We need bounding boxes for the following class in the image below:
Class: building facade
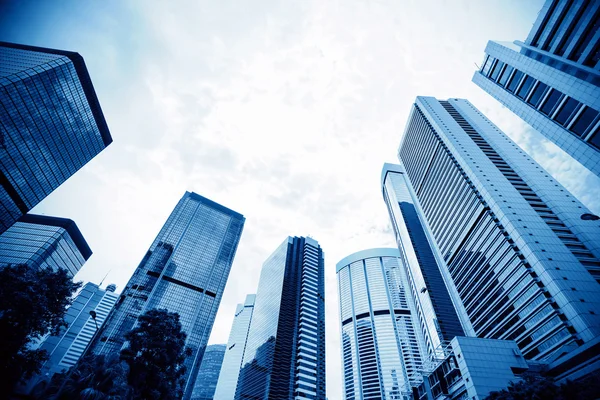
[213,294,256,400]
[397,97,600,364]
[0,213,92,276]
[472,0,600,176]
[25,282,118,392]
[90,191,245,399]
[0,42,112,233]
[191,344,227,400]
[235,237,325,400]
[381,163,467,357]
[337,248,428,400]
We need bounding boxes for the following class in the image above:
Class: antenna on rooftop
[99,270,111,287]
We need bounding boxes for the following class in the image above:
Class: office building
[235,237,325,400]
[0,42,112,233]
[337,248,428,400]
[472,1,600,175]
[0,214,92,276]
[415,337,530,400]
[191,344,226,400]
[397,96,600,365]
[213,294,256,400]
[90,191,245,399]
[381,163,466,357]
[25,282,118,392]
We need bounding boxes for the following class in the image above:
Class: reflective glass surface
[236,237,325,400]
[337,251,425,400]
[91,192,244,399]
[555,97,580,126]
[190,344,226,400]
[0,44,111,233]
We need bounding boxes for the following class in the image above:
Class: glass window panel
[490,61,504,81]
[540,89,563,116]
[507,70,524,93]
[498,66,513,87]
[570,107,599,137]
[527,82,548,107]
[589,131,600,151]
[516,76,535,99]
[554,98,581,126]
[481,56,494,76]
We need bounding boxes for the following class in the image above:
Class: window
[516,76,535,99]
[498,66,514,86]
[570,107,599,137]
[555,98,580,126]
[540,89,563,116]
[588,131,600,151]
[491,61,505,81]
[481,56,494,76]
[527,82,548,107]
[507,70,524,93]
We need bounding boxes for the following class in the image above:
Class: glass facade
[381,164,466,358]
[235,237,325,400]
[336,248,427,400]
[24,282,118,393]
[0,213,91,276]
[213,294,256,400]
[0,42,112,233]
[90,191,245,399]
[473,0,600,176]
[191,344,227,400]
[398,97,600,363]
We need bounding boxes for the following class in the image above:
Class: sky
[1,0,600,398]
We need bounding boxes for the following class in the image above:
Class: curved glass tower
[336,248,427,400]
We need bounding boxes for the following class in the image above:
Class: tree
[484,370,600,400]
[120,309,192,399]
[39,353,129,400]
[0,264,81,392]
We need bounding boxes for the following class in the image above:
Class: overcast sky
[2,0,600,398]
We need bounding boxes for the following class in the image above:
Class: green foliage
[0,264,81,391]
[120,308,192,400]
[484,371,600,400]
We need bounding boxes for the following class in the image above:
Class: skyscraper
[397,97,600,364]
[213,294,256,400]
[0,42,112,233]
[90,191,244,399]
[0,213,92,276]
[24,282,118,392]
[336,248,427,400]
[235,237,325,400]
[381,163,466,357]
[191,344,227,400]
[472,1,600,176]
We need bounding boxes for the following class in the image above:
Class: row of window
[481,55,600,150]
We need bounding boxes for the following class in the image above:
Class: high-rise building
[381,163,467,357]
[0,214,92,276]
[0,42,112,233]
[472,1,600,176]
[336,248,428,400]
[24,282,118,392]
[90,191,245,399]
[191,344,227,400]
[235,237,325,400]
[213,294,256,400]
[397,96,600,365]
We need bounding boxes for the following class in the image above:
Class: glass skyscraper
[24,282,118,393]
[337,248,427,400]
[235,237,326,400]
[381,163,466,357]
[0,42,112,233]
[213,294,256,400]
[397,96,600,363]
[191,344,227,400]
[90,191,245,399]
[472,0,600,176]
[0,213,92,277]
